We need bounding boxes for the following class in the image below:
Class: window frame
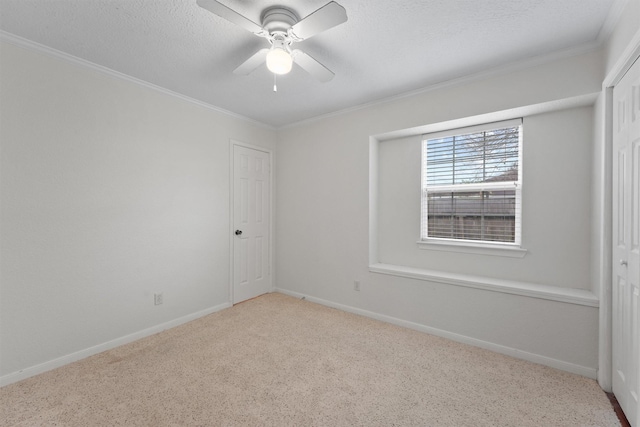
[419,118,524,254]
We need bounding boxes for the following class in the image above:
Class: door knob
[620,259,628,266]
[235,230,242,236]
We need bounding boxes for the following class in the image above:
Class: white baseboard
[0,302,232,387]
[275,288,597,379]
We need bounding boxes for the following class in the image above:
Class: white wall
[276,49,604,377]
[0,40,276,381]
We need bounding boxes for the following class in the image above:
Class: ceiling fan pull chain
[273,73,277,92]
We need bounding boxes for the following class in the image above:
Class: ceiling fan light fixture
[266,46,293,75]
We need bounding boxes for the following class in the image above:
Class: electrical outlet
[154,293,163,305]
[354,281,360,291]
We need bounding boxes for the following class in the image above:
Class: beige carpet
[1,293,620,426]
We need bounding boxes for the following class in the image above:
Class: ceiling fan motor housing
[261,7,299,33]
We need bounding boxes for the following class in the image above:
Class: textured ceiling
[0,0,619,127]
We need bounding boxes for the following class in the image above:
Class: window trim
[420,118,523,248]
[369,263,597,307]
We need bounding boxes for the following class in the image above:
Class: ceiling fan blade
[233,49,269,75]
[291,49,335,82]
[197,0,263,34]
[289,1,347,40]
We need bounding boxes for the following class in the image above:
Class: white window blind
[421,119,522,245]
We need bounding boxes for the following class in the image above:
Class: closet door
[612,55,640,427]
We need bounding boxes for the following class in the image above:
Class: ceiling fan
[197,0,348,82]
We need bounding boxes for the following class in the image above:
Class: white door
[612,55,640,427]
[232,145,271,304]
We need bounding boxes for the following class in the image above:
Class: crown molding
[280,41,603,130]
[597,0,628,45]
[0,30,275,131]
[0,23,611,133]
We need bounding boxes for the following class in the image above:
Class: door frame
[599,29,640,392]
[229,139,275,304]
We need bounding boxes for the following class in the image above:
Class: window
[421,119,522,246]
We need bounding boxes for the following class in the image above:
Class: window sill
[417,239,527,258]
[369,263,599,307]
